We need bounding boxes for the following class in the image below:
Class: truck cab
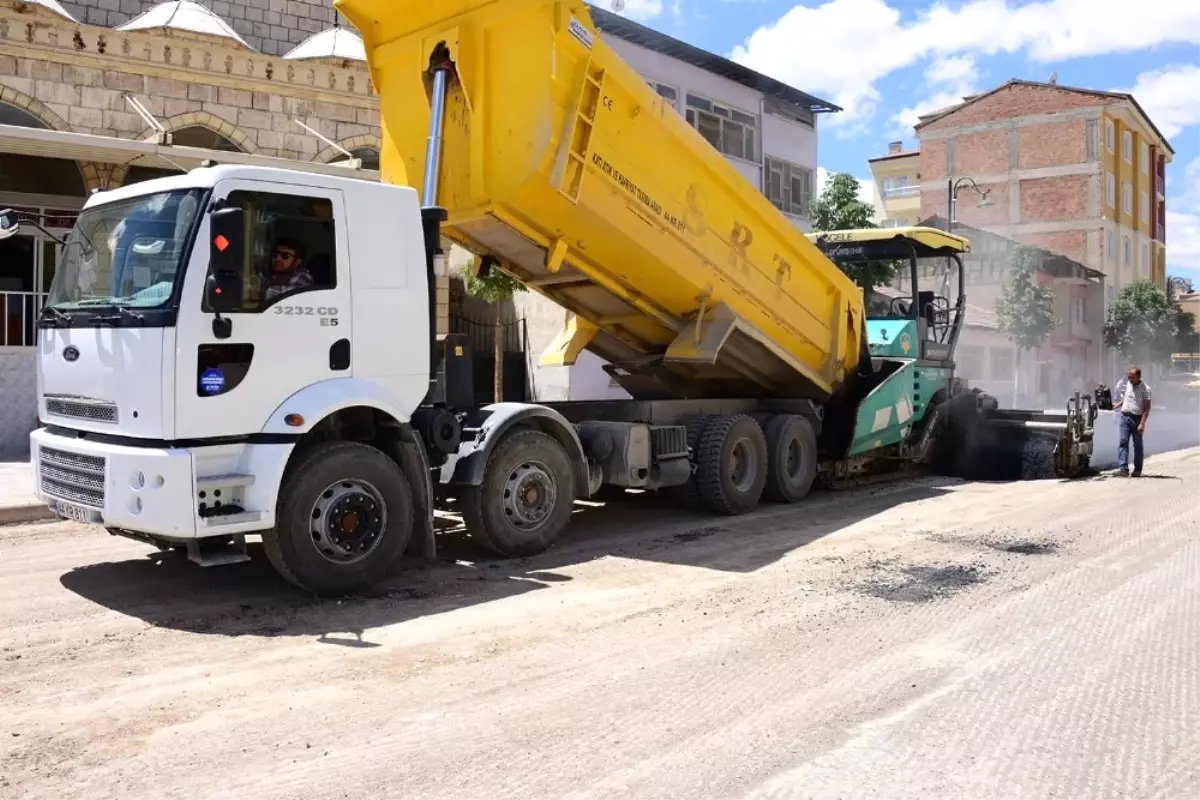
[10,164,437,589]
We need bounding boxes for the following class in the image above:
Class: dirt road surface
[2,449,1198,799]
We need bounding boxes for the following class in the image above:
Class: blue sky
[609,0,1200,286]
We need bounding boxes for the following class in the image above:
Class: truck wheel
[670,414,714,511]
[696,414,768,516]
[762,414,817,503]
[462,429,576,558]
[264,441,413,595]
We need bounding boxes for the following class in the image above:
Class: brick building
[906,78,1174,401]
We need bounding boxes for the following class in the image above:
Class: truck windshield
[45,188,204,312]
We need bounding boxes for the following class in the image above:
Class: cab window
[221,190,336,311]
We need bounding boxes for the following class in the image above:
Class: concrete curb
[0,503,56,526]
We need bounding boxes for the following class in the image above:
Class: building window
[1107,230,1116,262]
[1122,130,1133,163]
[1141,191,1149,223]
[1142,242,1149,271]
[646,79,679,111]
[1123,181,1132,214]
[1123,236,1131,265]
[1105,119,1115,152]
[685,94,757,162]
[989,347,1015,381]
[1106,172,1115,207]
[956,345,985,380]
[1071,296,1085,325]
[880,175,916,199]
[1086,119,1099,160]
[220,189,338,311]
[1141,141,1150,174]
[764,156,813,217]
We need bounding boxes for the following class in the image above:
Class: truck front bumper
[31,428,198,538]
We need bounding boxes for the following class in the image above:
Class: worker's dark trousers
[1117,412,1144,473]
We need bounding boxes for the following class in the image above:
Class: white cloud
[607,0,664,21]
[1167,211,1200,273]
[889,55,979,137]
[1115,64,1200,141]
[1167,157,1200,275]
[925,55,978,86]
[729,0,1200,129]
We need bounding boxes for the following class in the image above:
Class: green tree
[460,257,526,402]
[810,172,896,291]
[1102,279,1177,365]
[995,245,1058,402]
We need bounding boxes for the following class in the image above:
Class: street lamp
[947,177,992,231]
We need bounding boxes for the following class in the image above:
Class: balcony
[881,185,921,200]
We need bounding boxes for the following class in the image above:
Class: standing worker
[1113,366,1152,477]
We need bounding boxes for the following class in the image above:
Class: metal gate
[449,309,528,404]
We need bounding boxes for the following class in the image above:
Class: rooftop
[22,0,76,21]
[914,79,1175,155]
[116,1,253,50]
[921,216,1104,283]
[587,5,840,114]
[283,27,366,62]
[869,149,920,164]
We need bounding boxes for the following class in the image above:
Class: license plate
[56,502,92,524]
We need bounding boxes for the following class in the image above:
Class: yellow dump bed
[336,0,865,401]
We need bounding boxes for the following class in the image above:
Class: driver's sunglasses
[273,248,298,261]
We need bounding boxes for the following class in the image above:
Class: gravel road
[2,448,1198,800]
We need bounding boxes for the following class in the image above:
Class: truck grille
[45,395,119,424]
[39,447,106,509]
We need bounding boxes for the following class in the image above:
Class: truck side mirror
[0,209,19,241]
[205,206,245,319]
[209,206,244,274]
[204,271,243,313]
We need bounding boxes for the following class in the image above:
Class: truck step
[200,510,265,528]
[186,535,250,567]
[196,473,256,491]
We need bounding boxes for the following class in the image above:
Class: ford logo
[63,346,80,363]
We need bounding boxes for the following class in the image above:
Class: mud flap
[390,429,438,560]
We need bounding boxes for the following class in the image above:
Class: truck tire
[696,414,768,516]
[670,414,714,511]
[762,414,817,503]
[461,429,576,558]
[264,441,413,595]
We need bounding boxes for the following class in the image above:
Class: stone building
[0,0,380,455]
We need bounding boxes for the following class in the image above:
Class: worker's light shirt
[1114,377,1152,415]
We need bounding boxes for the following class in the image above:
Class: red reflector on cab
[284,414,305,427]
[214,234,229,252]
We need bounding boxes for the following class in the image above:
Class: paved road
[2,449,1198,800]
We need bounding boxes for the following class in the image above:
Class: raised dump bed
[337,0,866,402]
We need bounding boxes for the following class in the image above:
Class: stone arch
[147,112,259,154]
[0,84,69,131]
[79,163,130,193]
[0,87,88,196]
[316,134,381,169]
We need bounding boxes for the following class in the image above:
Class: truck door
[174,180,351,440]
